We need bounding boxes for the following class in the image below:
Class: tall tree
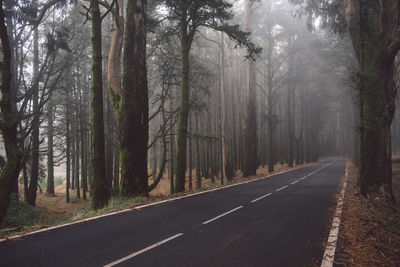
[0,0,23,225]
[243,0,258,177]
[90,0,109,208]
[108,0,149,197]
[164,0,261,193]
[265,0,275,172]
[286,36,294,167]
[119,0,149,196]
[26,26,40,206]
[46,98,55,195]
[290,0,400,198]
[220,32,233,181]
[65,83,71,203]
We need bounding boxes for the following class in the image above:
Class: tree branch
[6,0,65,27]
[387,37,400,60]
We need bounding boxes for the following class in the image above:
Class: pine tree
[163,0,261,193]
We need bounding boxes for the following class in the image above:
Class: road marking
[291,180,299,185]
[251,193,272,203]
[104,233,184,267]
[1,163,330,243]
[1,164,306,243]
[321,163,348,267]
[202,206,243,225]
[276,185,289,192]
[298,162,335,183]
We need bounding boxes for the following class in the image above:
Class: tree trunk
[71,111,75,190]
[75,115,80,199]
[346,0,399,199]
[243,0,257,177]
[266,25,274,173]
[287,39,294,167]
[90,0,109,208]
[46,99,55,195]
[169,92,175,195]
[113,144,120,190]
[107,0,124,97]
[175,14,191,193]
[66,85,71,203]
[195,113,201,189]
[26,26,40,206]
[80,89,87,200]
[188,113,193,190]
[119,0,149,197]
[0,2,23,225]
[7,15,18,195]
[220,33,233,182]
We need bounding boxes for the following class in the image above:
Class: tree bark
[346,0,399,199]
[0,1,23,225]
[266,19,274,173]
[119,0,149,197]
[65,85,71,203]
[90,0,109,208]
[46,99,55,195]
[107,0,124,97]
[175,8,191,192]
[188,113,193,190]
[75,115,80,199]
[195,113,201,189]
[287,37,294,167]
[169,91,175,195]
[243,0,257,177]
[220,33,233,181]
[80,87,87,200]
[26,26,40,206]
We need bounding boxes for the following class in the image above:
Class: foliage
[1,194,38,228]
[288,0,347,34]
[162,0,262,59]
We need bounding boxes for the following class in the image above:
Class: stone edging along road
[320,161,348,267]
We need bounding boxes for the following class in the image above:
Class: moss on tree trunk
[351,0,398,199]
[90,0,109,209]
[118,0,149,197]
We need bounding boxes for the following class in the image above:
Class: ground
[0,162,312,239]
[335,157,400,266]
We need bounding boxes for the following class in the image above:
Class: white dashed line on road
[202,206,244,225]
[251,193,272,203]
[276,185,289,192]
[104,233,184,267]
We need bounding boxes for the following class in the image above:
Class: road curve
[0,160,345,267]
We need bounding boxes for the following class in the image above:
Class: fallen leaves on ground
[335,159,400,266]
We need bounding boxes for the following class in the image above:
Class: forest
[0,0,399,236]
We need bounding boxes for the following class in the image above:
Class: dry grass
[335,158,400,266]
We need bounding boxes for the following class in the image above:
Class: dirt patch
[335,159,400,266]
[33,182,91,224]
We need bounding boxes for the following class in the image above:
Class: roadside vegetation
[336,158,400,266]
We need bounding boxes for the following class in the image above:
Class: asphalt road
[0,160,345,267]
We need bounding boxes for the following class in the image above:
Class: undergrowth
[0,194,43,237]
